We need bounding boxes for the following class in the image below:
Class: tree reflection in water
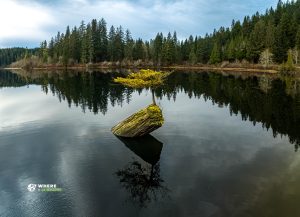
[115,135,169,207]
[1,69,300,150]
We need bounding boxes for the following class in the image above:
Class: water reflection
[1,69,299,151]
[116,135,163,165]
[1,69,300,216]
[115,135,169,207]
[160,72,300,151]
[0,71,300,150]
[0,69,134,115]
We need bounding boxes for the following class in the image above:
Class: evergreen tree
[242,16,252,36]
[78,20,87,64]
[273,12,297,62]
[265,21,275,50]
[114,26,124,61]
[81,30,88,64]
[172,31,179,63]
[226,39,235,61]
[144,41,151,61]
[189,47,197,64]
[196,39,205,63]
[48,37,55,61]
[162,32,175,65]
[209,43,221,64]
[124,29,134,61]
[71,27,81,63]
[62,26,70,65]
[92,19,102,62]
[235,36,247,60]
[296,28,300,49]
[280,49,296,74]
[133,39,144,60]
[86,24,94,63]
[108,26,116,61]
[99,18,108,61]
[247,20,265,62]
[39,40,48,63]
[153,33,163,64]
[54,31,62,62]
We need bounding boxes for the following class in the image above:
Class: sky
[0,0,283,48]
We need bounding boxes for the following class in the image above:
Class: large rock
[111,104,164,137]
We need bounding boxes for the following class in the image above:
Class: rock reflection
[115,135,169,207]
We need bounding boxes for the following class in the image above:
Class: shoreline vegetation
[1,61,293,75]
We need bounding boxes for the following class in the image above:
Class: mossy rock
[111,104,164,137]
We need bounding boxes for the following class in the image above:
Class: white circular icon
[27,184,36,192]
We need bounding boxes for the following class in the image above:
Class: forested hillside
[0,48,39,67]
[3,0,300,67]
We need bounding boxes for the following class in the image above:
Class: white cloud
[50,0,205,40]
[0,0,280,47]
[45,0,280,40]
[0,0,56,47]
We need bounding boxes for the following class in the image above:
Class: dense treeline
[1,1,300,67]
[34,0,300,66]
[0,48,38,67]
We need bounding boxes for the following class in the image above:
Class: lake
[0,69,300,217]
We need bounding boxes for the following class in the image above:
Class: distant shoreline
[2,64,280,74]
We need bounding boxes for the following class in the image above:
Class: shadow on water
[1,69,300,150]
[115,135,169,208]
[116,135,163,165]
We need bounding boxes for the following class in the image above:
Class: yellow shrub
[113,69,169,88]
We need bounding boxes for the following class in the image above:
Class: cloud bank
[0,0,56,47]
[0,0,281,48]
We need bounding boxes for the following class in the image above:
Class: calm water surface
[0,70,300,217]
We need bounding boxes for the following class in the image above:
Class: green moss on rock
[111,104,164,137]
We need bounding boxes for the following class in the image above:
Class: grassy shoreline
[1,64,280,74]
[4,61,300,76]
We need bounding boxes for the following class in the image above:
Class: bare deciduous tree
[259,48,273,68]
[292,47,299,65]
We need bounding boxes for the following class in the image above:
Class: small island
[111,69,169,137]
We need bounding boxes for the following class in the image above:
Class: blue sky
[0,0,282,48]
